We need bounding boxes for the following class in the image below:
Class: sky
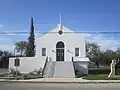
[0,0,120,52]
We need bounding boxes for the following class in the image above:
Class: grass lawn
[82,74,120,80]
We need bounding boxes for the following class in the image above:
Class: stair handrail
[72,57,74,61]
[72,56,76,77]
[42,56,48,77]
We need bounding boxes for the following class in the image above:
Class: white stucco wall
[35,25,86,65]
[9,57,47,73]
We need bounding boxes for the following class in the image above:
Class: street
[0,82,120,90]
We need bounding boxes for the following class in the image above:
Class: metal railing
[72,57,76,77]
[42,56,48,77]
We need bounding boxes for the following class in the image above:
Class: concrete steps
[53,61,75,78]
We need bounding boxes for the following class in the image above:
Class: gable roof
[49,24,74,33]
[36,24,85,40]
[40,24,74,37]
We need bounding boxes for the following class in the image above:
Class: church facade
[9,23,89,78]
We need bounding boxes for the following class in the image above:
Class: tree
[15,41,27,56]
[26,17,35,57]
[116,47,120,56]
[0,50,12,57]
[86,41,120,68]
[86,42,102,68]
[101,50,116,67]
[86,42,100,57]
[0,50,12,68]
[0,50,3,56]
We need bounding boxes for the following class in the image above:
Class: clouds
[84,33,120,51]
[99,40,120,51]
[0,36,15,52]
[0,25,16,52]
[0,44,15,52]
[0,24,3,28]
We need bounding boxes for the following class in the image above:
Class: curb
[1,80,120,84]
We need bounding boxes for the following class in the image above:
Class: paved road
[0,82,120,90]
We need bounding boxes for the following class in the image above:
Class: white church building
[9,18,90,78]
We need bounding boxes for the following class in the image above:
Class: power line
[0,31,120,35]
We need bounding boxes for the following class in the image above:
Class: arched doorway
[56,41,64,61]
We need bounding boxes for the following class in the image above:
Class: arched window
[56,41,64,48]
[56,41,65,61]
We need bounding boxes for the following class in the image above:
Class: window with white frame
[75,48,79,56]
[42,48,46,56]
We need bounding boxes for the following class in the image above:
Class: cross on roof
[59,13,63,30]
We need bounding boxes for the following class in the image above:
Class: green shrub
[0,72,8,77]
[20,74,42,80]
[29,68,42,76]
[28,72,35,75]
[35,68,42,75]
[83,75,108,80]
[88,68,110,75]
[75,69,86,78]
[115,68,120,75]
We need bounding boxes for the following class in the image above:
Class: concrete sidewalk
[1,78,120,83]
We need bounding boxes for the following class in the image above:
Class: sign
[14,57,20,66]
